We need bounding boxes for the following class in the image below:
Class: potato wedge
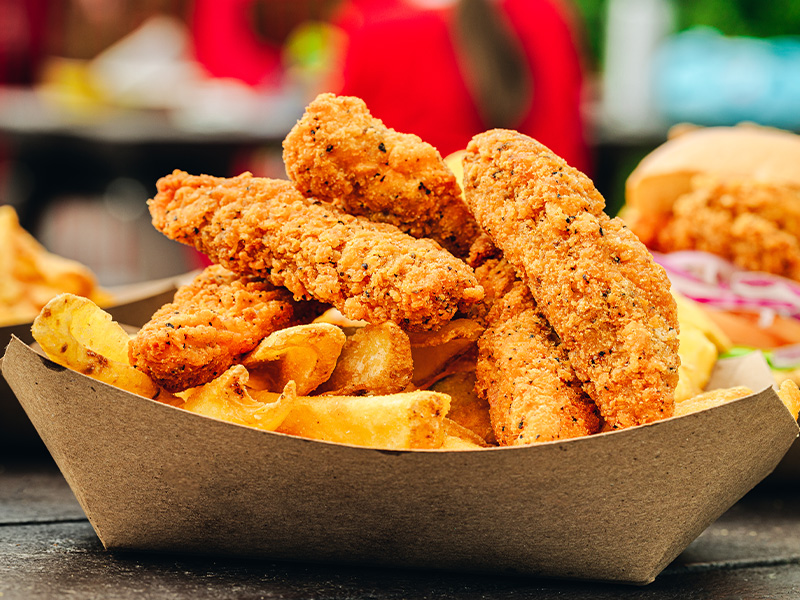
[430,371,495,445]
[181,366,296,431]
[31,293,178,404]
[277,390,451,449]
[408,319,484,387]
[316,322,413,396]
[241,323,346,394]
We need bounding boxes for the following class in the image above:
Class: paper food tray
[2,338,797,584]
[0,272,194,447]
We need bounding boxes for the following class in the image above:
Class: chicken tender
[149,170,484,332]
[476,281,601,445]
[129,264,296,393]
[463,130,680,429]
[283,93,480,257]
[656,179,800,281]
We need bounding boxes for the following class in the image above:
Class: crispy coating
[464,239,517,325]
[476,281,601,445]
[129,264,296,393]
[656,179,800,280]
[463,130,679,429]
[283,93,480,257]
[149,170,484,332]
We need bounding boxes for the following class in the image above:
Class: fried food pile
[0,205,111,326]
[30,94,800,450]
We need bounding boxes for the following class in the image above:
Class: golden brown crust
[476,282,600,445]
[463,129,679,429]
[148,170,484,332]
[656,178,800,280]
[129,264,295,393]
[282,93,481,257]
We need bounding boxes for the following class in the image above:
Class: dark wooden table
[2,450,800,600]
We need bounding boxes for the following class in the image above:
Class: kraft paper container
[2,341,797,584]
[0,273,194,447]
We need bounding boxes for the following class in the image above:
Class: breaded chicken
[476,281,601,445]
[656,178,800,280]
[148,170,484,332]
[463,130,680,429]
[282,93,480,257]
[129,264,296,393]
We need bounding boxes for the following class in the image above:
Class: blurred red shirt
[332,0,591,174]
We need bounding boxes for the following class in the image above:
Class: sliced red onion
[652,250,800,321]
[769,343,800,369]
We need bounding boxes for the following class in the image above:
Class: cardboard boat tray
[2,340,797,584]
[0,272,196,447]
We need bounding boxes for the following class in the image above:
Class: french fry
[31,293,178,404]
[440,418,490,449]
[276,390,451,449]
[0,206,112,326]
[316,322,413,396]
[675,325,719,402]
[429,371,496,445]
[777,379,800,420]
[408,319,484,387]
[673,386,752,417]
[181,366,296,431]
[241,323,346,394]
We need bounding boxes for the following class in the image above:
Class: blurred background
[1,0,799,286]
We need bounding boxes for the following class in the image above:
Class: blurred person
[188,0,590,173]
[0,0,48,85]
[190,0,341,88]
[329,0,592,174]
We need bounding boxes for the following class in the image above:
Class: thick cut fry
[408,319,485,388]
[673,291,732,353]
[430,371,496,445]
[31,294,177,404]
[440,418,490,449]
[240,323,346,394]
[276,390,451,449]
[181,366,296,431]
[675,326,719,402]
[673,386,752,417]
[316,322,413,395]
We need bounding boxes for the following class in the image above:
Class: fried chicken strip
[149,170,484,332]
[463,130,680,429]
[476,280,601,445]
[129,264,296,393]
[656,178,800,280]
[282,93,480,257]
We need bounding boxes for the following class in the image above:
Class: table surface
[2,451,800,600]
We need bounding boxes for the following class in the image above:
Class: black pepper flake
[326,145,334,152]
[378,142,386,152]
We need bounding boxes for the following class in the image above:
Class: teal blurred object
[654,26,800,130]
